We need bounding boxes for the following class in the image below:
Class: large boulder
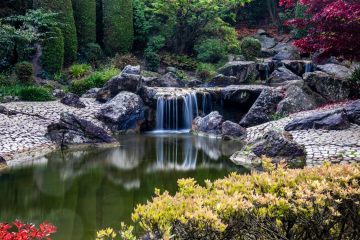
[192,111,224,136]
[255,34,276,50]
[96,65,143,102]
[240,89,283,127]
[284,109,351,131]
[97,92,145,133]
[82,88,100,98]
[268,67,302,84]
[209,61,257,86]
[282,60,313,76]
[221,121,247,140]
[150,72,186,87]
[345,100,360,125]
[60,93,86,108]
[273,43,301,60]
[46,112,116,148]
[317,63,352,79]
[304,71,351,101]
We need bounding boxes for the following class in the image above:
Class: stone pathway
[0,99,103,161]
[246,101,360,166]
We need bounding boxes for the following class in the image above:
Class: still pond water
[0,133,247,239]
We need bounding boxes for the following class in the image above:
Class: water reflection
[0,134,246,240]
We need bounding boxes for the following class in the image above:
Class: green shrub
[196,63,217,81]
[15,61,33,84]
[34,0,78,64]
[241,37,261,61]
[144,49,160,72]
[161,53,198,71]
[195,39,227,63]
[78,43,103,65]
[41,27,64,75]
[69,64,92,78]
[18,86,54,101]
[111,54,139,70]
[103,0,134,55]
[72,0,96,46]
[349,67,360,84]
[132,161,360,240]
[69,67,118,95]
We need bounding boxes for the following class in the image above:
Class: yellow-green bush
[131,162,360,240]
[69,63,92,78]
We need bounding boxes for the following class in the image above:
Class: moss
[41,27,64,74]
[72,0,96,46]
[102,0,134,55]
[34,0,78,64]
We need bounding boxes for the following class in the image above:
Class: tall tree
[72,0,96,46]
[102,0,134,55]
[33,0,78,64]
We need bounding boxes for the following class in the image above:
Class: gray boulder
[192,111,224,136]
[187,79,203,87]
[240,89,283,127]
[284,109,350,131]
[208,74,239,87]
[345,100,360,125]
[268,67,302,84]
[282,60,313,76]
[256,34,276,49]
[221,121,247,140]
[82,88,100,98]
[97,92,145,133]
[304,71,351,101]
[273,43,300,60]
[61,93,86,108]
[152,72,185,87]
[122,65,141,75]
[53,89,66,99]
[46,112,116,148]
[317,63,352,79]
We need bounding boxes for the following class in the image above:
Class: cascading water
[202,92,212,115]
[155,92,199,131]
[305,62,313,73]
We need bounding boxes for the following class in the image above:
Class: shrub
[69,64,92,78]
[41,27,64,75]
[15,61,33,84]
[78,43,103,65]
[144,49,160,72]
[196,63,217,81]
[72,0,96,46]
[103,0,134,55]
[241,37,261,61]
[69,67,118,95]
[132,162,360,240]
[349,67,360,85]
[0,220,56,240]
[18,86,54,101]
[161,53,198,71]
[111,54,139,70]
[195,39,227,63]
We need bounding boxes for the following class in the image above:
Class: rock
[46,112,116,147]
[221,121,247,140]
[81,88,100,98]
[96,67,143,102]
[273,43,300,60]
[192,111,224,136]
[221,85,270,105]
[0,156,6,164]
[230,151,261,167]
[0,105,17,115]
[304,71,351,101]
[268,67,302,84]
[282,60,313,76]
[97,92,145,133]
[53,89,66,99]
[240,89,283,127]
[317,63,352,79]
[187,79,203,87]
[153,72,185,87]
[60,93,86,108]
[251,130,305,159]
[209,61,257,86]
[284,109,351,131]
[256,29,267,35]
[256,35,276,50]
[1,96,19,103]
[345,100,360,125]
[166,66,177,73]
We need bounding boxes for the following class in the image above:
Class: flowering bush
[0,220,56,240]
[132,161,360,239]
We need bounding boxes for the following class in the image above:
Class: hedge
[41,27,64,74]
[34,0,78,64]
[102,0,134,56]
[131,160,360,240]
[72,0,96,46]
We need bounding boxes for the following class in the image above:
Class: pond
[0,133,246,239]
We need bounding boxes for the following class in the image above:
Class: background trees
[72,0,97,46]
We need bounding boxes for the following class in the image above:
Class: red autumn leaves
[0,220,56,240]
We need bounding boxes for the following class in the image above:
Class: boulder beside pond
[60,93,86,108]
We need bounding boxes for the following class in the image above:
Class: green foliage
[241,37,261,60]
[0,85,53,101]
[196,63,217,81]
[161,53,198,71]
[69,67,118,95]
[111,54,139,70]
[41,27,64,75]
[132,0,150,49]
[69,63,91,78]
[34,0,78,64]
[144,49,160,72]
[15,61,33,83]
[132,163,360,240]
[349,67,360,85]
[103,0,134,55]
[78,43,103,65]
[195,39,227,63]
[72,0,96,46]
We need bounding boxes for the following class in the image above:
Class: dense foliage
[0,220,56,240]
[41,27,64,74]
[280,0,360,61]
[131,161,360,240]
[103,0,134,55]
[72,0,97,46]
[241,37,261,60]
[15,61,33,83]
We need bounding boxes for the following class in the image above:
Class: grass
[0,85,54,102]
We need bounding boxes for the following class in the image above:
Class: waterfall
[202,92,212,115]
[155,92,199,131]
[305,62,313,73]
